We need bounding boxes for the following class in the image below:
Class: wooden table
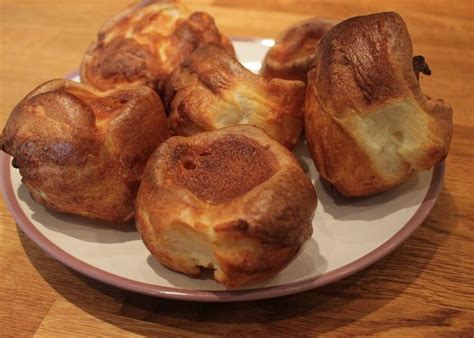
[1,0,473,336]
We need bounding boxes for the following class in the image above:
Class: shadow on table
[18,187,459,336]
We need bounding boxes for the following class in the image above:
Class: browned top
[261,17,337,81]
[80,0,234,93]
[86,38,155,87]
[314,12,416,115]
[267,18,336,63]
[171,135,277,204]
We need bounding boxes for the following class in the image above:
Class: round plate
[0,38,444,302]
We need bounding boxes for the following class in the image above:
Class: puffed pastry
[305,12,453,197]
[1,79,169,223]
[136,125,317,287]
[261,17,337,82]
[166,44,306,148]
[80,0,234,94]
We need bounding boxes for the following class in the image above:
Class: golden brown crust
[305,12,453,197]
[135,125,317,287]
[261,17,337,82]
[1,79,169,223]
[165,44,306,148]
[80,0,234,95]
[171,135,278,204]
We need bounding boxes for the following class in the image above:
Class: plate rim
[0,152,444,302]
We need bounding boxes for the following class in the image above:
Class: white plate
[0,38,444,302]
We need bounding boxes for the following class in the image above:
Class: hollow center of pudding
[174,135,278,204]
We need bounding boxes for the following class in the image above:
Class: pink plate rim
[0,152,444,302]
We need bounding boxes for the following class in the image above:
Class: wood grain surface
[1,0,473,336]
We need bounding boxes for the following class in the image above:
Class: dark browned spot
[183,160,196,170]
[173,135,278,204]
[196,266,215,280]
[11,158,18,168]
[413,55,431,81]
[393,131,404,142]
[214,219,250,233]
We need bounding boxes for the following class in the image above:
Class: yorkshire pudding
[305,12,453,197]
[80,0,234,95]
[261,17,337,82]
[136,125,317,287]
[165,44,306,148]
[1,79,169,223]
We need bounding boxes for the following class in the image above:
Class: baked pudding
[165,44,306,148]
[1,79,169,223]
[261,17,337,82]
[136,125,317,287]
[80,0,234,95]
[305,12,453,197]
